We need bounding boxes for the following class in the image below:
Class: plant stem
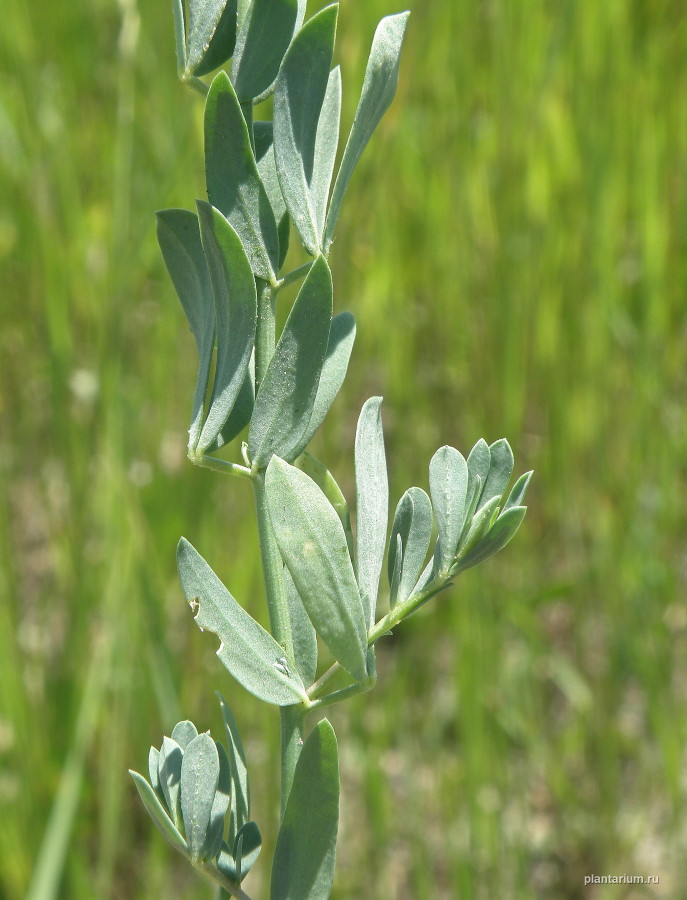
[197,860,253,900]
[252,278,305,814]
[188,454,252,478]
[274,260,314,294]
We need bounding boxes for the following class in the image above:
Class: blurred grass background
[1,0,686,897]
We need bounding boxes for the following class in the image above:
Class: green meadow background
[2,0,686,897]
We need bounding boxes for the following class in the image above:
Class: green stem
[274,260,314,294]
[188,454,252,478]
[196,860,253,900]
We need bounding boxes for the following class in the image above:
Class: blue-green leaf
[196,203,257,453]
[355,397,388,627]
[255,122,288,224]
[148,746,163,800]
[454,505,527,573]
[389,532,403,607]
[177,538,308,705]
[273,5,338,255]
[324,12,410,251]
[171,721,199,750]
[457,494,501,561]
[312,67,341,240]
[504,470,533,511]
[467,438,490,510]
[289,310,356,459]
[205,71,280,281]
[217,693,250,840]
[266,457,368,682]
[271,719,339,900]
[284,565,318,687]
[129,770,188,857]
[216,358,255,448]
[429,445,468,573]
[482,439,514,506]
[388,487,433,606]
[217,821,262,883]
[158,737,184,829]
[248,256,332,467]
[188,0,239,76]
[180,732,220,861]
[232,0,300,102]
[156,209,215,452]
[294,451,353,557]
[205,742,231,860]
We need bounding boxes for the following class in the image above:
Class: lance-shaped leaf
[289,311,356,459]
[187,0,239,76]
[171,720,199,750]
[248,256,332,467]
[388,487,433,606]
[454,506,527,573]
[355,397,388,627]
[324,12,410,251]
[205,742,232,860]
[266,457,368,682]
[271,719,339,900]
[312,66,341,240]
[196,203,257,452]
[284,566,318,687]
[180,732,220,861]
[129,770,189,857]
[294,451,353,557]
[217,693,250,840]
[503,470,533,511]
[232,0,300,102]
[205,71,280,281]
[156,209,215,452]
[273,5,338,254]
[481,439,515,506]
[429,445,469,573]
[177,538,308,705]
[158,737,184,829]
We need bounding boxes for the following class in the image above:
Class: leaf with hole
[177,538,308,705]
[266,457,368,682]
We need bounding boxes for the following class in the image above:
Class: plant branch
[188,453,252,478]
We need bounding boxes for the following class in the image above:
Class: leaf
[294,451,353,557]
[232,0,300,103]
[284,565,318,687]
[482,439,515,506]
[188,0,238,75]
[255,122,287,223]
[388,487,433,606]
[171,721,199,750]
[217,822,262,883]
[180,733,220,861]
[148,746,163,800]
[456,494,501,561]
[355,398,388,627]
[158,737,184,829]
[467,438,490,510]
[273,5,338,254]
[503,470,533,511]
[205,71,280,282]
[429,445,468,573]
[196,203,257,453]
[205,742,232,860]
[156,209,215,451]
[177,538,308,706]
[215,358,255,448]
[266,457,368,682]
[324,12,410,251]
[129,770,188,857]
[312,67,341,240]
[289,311,356,459]
[248,256,332,467]
[270,719,339,900]
[454,506,527,573]
[217,693,250,840]
[188,0,239,76]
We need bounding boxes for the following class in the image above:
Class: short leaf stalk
[130,2,533,897]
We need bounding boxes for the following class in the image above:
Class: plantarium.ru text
[129,1,532,897]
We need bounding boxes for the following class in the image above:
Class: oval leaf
[248,255,332,467]
[196,203,257,453]
[171,720,199,750]
[270,719,339,900]
[273,4,338,254]
[180,733,220,861]
[156,209,215,451]
[388,486,433,606]
[289,311,356,459]
[266,457,368,682]
[467,438,490,510]
[429,445,468,573]
[355,397,388,627]
[177,538,308,705]
[232,0,300,102]
[205,71,279,281]
[482,439,515,506]
[324,12,410,251]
